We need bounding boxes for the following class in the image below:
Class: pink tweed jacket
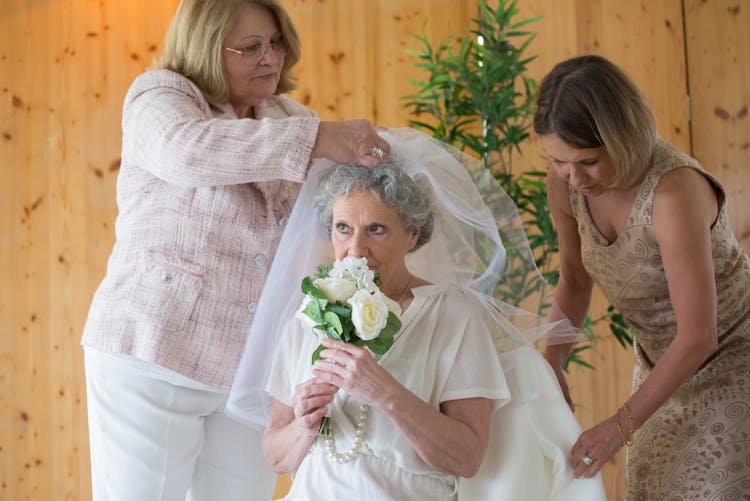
[81,69,320,388]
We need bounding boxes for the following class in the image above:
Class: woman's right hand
[312,119,390,167]
[291,378,338,436]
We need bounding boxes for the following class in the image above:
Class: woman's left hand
[312,338,394,408]
[570,414,625,478]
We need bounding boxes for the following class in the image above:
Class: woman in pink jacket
[81,1,389,499]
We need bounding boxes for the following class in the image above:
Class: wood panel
[0,1,180,500]
[685,0,750,250]
[284,0,477,126]
[1,1,748,500]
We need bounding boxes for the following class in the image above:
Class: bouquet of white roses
[296,256,402,436]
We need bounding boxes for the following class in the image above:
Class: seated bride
[227,129,607,500]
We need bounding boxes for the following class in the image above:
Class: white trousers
[84,349,275,501]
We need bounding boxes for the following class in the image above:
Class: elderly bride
[227,129,607,500]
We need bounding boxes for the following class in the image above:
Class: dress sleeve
[121,69,320,188]
[440,305,511,411]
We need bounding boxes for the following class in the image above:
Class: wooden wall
[1,1,747,500]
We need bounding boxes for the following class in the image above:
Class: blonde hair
[157,0,301,104]
[533,55,657,189]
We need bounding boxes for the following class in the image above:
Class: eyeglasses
[224,36,288,65]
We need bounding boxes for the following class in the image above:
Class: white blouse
[266,284,510,500]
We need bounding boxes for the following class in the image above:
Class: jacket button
[254,254,267,267]
[161,273,173,283]
[277,216,288,227]
[247,301,258,314]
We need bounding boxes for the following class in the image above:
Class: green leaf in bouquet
[302,299,325,324]
[325,325,342,340]
[301,276,329,302]
[379,312,403,338]
[323,310,344,336]
[328,304,351,318]
[356,330,394,355]
[339,318,355,343]
[315,264,331,279]
[311,344,325,364]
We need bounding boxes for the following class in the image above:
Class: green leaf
[311,344,325,364]
[328,304,351,318]
[379,312,403,338]
[356,331,394,355]
[314,264,331,279]
[323,310,343,336]
[302,299,325,324]
[301,276,328,302]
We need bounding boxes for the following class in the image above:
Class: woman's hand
[312,337,396,408]
[262,380,337,474]
[291,378,338,436]
[313,338,491,477]
[570,414,625,478]
[312,119,391,167]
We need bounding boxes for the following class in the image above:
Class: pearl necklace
[323,403,369,464]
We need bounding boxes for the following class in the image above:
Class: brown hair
[157,0,301,104]
[533,55,657,189]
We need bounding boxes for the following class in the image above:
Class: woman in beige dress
[535,55,750,499]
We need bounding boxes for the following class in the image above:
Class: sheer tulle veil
[226,127,579,428]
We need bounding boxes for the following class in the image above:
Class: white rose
[313,277,357,303]
[347,289,390,340]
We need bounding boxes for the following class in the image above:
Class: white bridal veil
[227,128,605,499]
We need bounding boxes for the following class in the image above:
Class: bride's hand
[291,378,337,436]
[312,338,397,408]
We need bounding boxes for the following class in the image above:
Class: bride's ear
[408,227,420,251]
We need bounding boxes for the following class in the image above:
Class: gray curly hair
[313,162,434,252]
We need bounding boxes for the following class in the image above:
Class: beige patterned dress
[570,140,750,500]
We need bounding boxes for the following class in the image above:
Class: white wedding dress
[267,284,510,499]
[264,289,608,500]
[460,345,606,499]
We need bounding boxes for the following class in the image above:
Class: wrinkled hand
[312,119,390,167]
[570,415,624,478]
[312,338,396,408]
[291,378,337,437]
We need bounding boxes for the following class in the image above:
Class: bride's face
[331,189,419,288]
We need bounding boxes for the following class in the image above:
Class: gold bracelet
[621,403,635,445]
[615,410,629,447]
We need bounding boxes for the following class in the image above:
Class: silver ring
[295,405,303,417]
[371,146,385,159]
[582,455,594,466]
